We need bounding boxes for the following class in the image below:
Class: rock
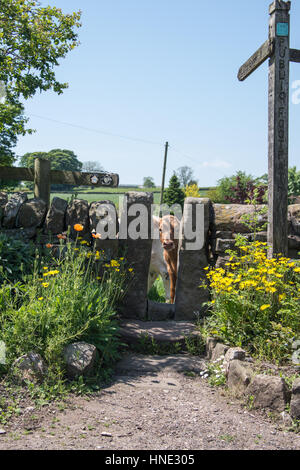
[288,235,300,250]
[119,192,153,320]
[0,192,8,227]
[290,378,300,419]
[226,360,253,394]
[63,342,99,379]
[280,411,293,426]
[66,199,91,242]
[246,374,290,412]
[223,347,246,373]
[175,198,211,321]
[291,350,300,365]
[0,192,8,209]
[12,352,48,383]
[147,300,175,321]
[216,239,237,254]
[288,204,300,236]
[115,353,207,375]
[119,320,201,345]
[211,343,230,362]
[206,337,218,360]
[292,339,300,350]
[16,198,47,228]
[2,192,28,229]
[44,197,68,234]
[215,255,231,268]
[89,200,119,235]
[233,232,268,242]
[213,204,268,233]
[0,429,6,435]
[216,231,234,239]
[0,227,36,241]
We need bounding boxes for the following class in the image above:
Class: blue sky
[15,0,300,186]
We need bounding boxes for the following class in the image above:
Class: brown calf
[159,215,180,303]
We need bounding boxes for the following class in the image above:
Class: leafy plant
[0,234,36,284]
[202,238,300,362]
[0,238,129,382]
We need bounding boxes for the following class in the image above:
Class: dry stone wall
[0,191,299,321]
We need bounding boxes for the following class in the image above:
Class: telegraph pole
[160,141,169,209]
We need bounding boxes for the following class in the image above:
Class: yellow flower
[42,282,49,288]
[128,268,133,272]
[43,267,48,271]
[38,297,44,301]
[260,304,271,311]
[294,267,300,273]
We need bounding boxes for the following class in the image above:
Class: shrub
[213,171,267,204]
[288,166,300,202]
[0,234,36,285]
[202,237,300,362]
[163,174,185,209]
[184,183,200,198]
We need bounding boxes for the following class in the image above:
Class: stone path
[1,354,300,450]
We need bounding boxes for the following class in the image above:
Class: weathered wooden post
[34,158,51,208]
[268,0,290,256]
[238,0,300,257]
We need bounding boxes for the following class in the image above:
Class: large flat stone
[118,320,201,344]
[115,353,206,374]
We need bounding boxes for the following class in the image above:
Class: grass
[10,186,211,210]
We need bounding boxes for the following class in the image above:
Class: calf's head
[159,215,179,252]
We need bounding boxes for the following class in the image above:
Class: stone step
[118,320,201,345]
[115,353,206,375]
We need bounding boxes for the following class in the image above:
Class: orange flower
[74,224,84,232]
[92,233,101,239]
[46,243,53,249]
[57,234,67,240]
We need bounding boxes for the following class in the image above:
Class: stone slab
[115,353,206,374]
[118,320,201,344]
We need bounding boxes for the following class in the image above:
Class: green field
[11,186,211,211]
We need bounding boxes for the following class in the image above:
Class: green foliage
[0,234,36,284]
[163,174,185,209]
[20,149,83,190]
[0,240,128,384]
[0,0,81,160]
[143,176,155,188]
[241,188,268,238]
[202,238,300,362]
[147,276,166,303]
[288,166,300,202]
[215,171,267,204]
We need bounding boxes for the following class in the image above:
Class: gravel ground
[0,354,300,451]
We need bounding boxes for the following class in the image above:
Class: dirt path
[0,354,300,450]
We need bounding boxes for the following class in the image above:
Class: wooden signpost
[238,0,300,256]
[0,158,119,207]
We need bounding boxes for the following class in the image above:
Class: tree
[20,149,83,190]
[143,176,155,188]
[82,161,104,173]
[175,166,196,187]
[0,0,81,162]
[163,174,185,209]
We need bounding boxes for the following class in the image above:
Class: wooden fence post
[34,158,51,208]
